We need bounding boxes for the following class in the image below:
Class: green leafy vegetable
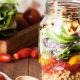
[59,47,71,60]
[59,43,80,60]
[0,3,17,31]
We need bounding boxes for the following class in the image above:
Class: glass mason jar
[39,0,80,80]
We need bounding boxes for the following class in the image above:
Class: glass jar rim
[47,0,80,3]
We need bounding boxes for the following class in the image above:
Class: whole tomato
[23,8,41,25]
[13,53,20,60]
[16,13,29,30]
[18,48,31,58]
[0,54,12,63]
[30,47,38,59]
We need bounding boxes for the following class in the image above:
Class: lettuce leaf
[59,47,71,60]
[59,43,80,60]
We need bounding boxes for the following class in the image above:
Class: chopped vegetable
[68,54,80,65]
[59,47,71,60]
[39,57,49,65]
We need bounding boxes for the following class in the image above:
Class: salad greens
[0,4,17,31]
[0,0,17,36]
[59,43,80,60]
[59,47,71,60]
[46,26,78,44]
[45,23,80,60]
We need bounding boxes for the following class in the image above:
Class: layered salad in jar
[39,1,80,80]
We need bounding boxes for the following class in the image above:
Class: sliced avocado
[46,27,74,44]
[59,26,78,40]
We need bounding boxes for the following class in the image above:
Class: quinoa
[42,71,80,80]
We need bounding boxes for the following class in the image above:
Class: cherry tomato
[16,13,29,30]
[30,47,38,59]
[0,74,6,80]
[17,48,31,58]
[13,53,20,60]
[0,54,12,63]
[23,8,41,25]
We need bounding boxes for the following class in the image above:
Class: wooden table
[0,59,41,80]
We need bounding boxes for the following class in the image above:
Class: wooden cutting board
[0,23,39,53]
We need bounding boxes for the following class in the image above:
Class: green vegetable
[60,26,78,40]
[0,0,18,4]
[46,27,75,44]
[0,2,17,31]
[59,43,80,60]
[0,22,17,37]
[59,47,71,60]
[70,43,80,50]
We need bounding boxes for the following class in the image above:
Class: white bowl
[0,72,12,80]
[15,76,38,80]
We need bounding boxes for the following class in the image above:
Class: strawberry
[30,47,38,59]
[18,48,31,58]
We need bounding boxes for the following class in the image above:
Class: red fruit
[69,64,80,74]
[54,61,70,71]
[49,58,57,65]
[0,54,12,63]
[0,74,6,80]
[23,8,41,25]
[13,53,20,60]
[18,48,31,58]
[30,47,38,59]
[16,13,29,30]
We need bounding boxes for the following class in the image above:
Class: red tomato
[0,54,12,63]
[30,47,38,59]
[69,64,80,74]
[13,53,20,60]
[16,13,29,30]
[0,74,6,80]
[23,8,41,25]
[54,61,70,71]
[49,58,57,65]
[17,48,31,58]
[42,58,80,75]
